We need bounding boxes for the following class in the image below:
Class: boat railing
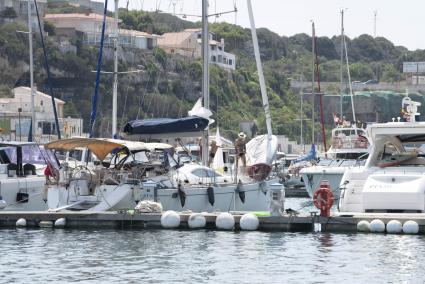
[331,136,368,150]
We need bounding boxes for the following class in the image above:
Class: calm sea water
[1,199,425,284]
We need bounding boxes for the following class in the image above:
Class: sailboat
[122,0,279,212]
[299,11,370,199]
[0,0,60,212]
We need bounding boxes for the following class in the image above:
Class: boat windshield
[0,145,56,166]
[373,141,425,167]
[335,152,368,160]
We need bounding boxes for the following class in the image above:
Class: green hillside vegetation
[0,7,424,142]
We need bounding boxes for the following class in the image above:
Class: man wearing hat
[208,140,219,166]
[235,132,247,168]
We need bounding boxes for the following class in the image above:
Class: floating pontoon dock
[1,211,425,233]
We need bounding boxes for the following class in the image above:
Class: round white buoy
[215,212,235,230]
[188,213,206,229]
[160,210,180,228]
[16,218,27,227]
[0,199,7,210]
[403,220,419,234]
[54,218,66,228]
[240,213,259,231]
[369,219,385,233]
[39,221,53,228]
[356,220,370,232]
[386,220,402,234]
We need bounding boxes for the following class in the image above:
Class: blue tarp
[295,144,316,163]
[124,116,209,135]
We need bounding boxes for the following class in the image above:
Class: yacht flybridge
[338,97,425,213]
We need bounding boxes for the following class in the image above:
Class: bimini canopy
[44,138,173,160]
[123,116,209,138]
[45,138,139,160]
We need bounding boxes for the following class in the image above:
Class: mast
[34,0,61,139]
[343,25,357,124]
[201,0,209,166]
[112,0,119,138]
[311,21,315,145]
[339,9,344,119]
[299,73,304,151]
[28,0,35,140]
[313,25,327,155]
[247,0,272,139]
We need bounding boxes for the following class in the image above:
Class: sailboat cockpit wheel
[71,165,94,189]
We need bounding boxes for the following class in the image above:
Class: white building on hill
[158,28,236,70]
[45,13,161,50]
[0,87,85,142]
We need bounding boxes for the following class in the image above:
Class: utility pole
[373,10,377,37]
[112,0,119,138]
[28,0,35,140]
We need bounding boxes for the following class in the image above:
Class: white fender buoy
[369,219,385,233]
[386,220,402,234]
[0,199,7,210]
[54,218,66,228]
[160,210,180,228]
[356,220,370,232]
[188,213,206,229]
[403,220,419,234]
[215,212,235,230]
[39,221,53,228]
[16,218,27,227]
[240,213,259,231]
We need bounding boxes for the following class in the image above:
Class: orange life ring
[313,186,334,211]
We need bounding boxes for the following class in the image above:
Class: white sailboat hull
[143,178,279,212]
[0,176,48,211]
[48,183,139,211]
[300,166,347,198]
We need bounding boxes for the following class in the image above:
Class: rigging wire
[136,71,151,119]
[119,82,130,128]
[34,0,61,139]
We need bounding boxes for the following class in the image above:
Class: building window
[218,46,223,51]
[211,55,216,62]
[229,59,233,66]
[40,100,43,106]
[197,33,201,39]
[210,45,215,51]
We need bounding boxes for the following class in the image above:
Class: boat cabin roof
[0,141,38,147]
[368,122,425,143]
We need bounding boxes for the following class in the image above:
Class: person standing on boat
[208,140,218,166]
[235,132,247,168]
